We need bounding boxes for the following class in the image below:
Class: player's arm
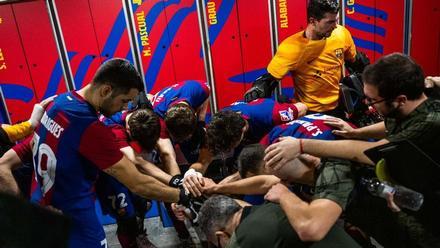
[119,146,173,185]
[265,183,342,241]
[294,103,308,118]
[265,136,388,170]
[0,137,33,196]
[204,175,281,195]
[104,156,181,202]
[300,138,388,165]
[218,171,241,185]
[188,145,213,174]
[156,137,181,176]
[0,149,23,196]
[1,96,56,143]
[81,122,185,203]
[183,146,213,197]
[196,98,209,122]
[324,119,386,140]
[273,101,307,125]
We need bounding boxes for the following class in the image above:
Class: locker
[133,0,176,93]
[165,0,206,83]
[55,0,102,89]
[13,1,69,102]
[0,5,36,122]
[411,0,440,76]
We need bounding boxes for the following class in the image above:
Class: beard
[384,103,403,119]
[99,97,115,117]
[316,29,333,39]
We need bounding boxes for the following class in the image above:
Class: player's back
[226,98,299,142]
[32,91,110,247]
[264,114,337,145]
[152,80,210,118]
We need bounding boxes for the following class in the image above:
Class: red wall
[410,0,440,76]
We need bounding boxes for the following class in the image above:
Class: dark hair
[0,127,13,157]
[198,195,242,243]
[207,110,246,154]
[165,103,196,142]
[307,0,339,21]
[363,53,425,100]
[237,144,265,178]
[128,109,160,152]
[92,58,144,96]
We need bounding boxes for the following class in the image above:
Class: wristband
[169,175,183,188]
[184,168,202,179]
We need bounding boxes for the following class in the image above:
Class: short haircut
[237,143,265,178]
[198,195,242,243]
[363,53,425,100]
[307,0,339,21]
[128,109,160,152]
[164,103,196,142]
[206,110,246,154]
[92,58,144,95]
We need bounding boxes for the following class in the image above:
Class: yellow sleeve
[343,26,357,62]
[267,35,304,79]
[1,121,33,142]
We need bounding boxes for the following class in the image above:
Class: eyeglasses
[364,97,388,106]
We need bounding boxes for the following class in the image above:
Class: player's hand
[264,183,290,203]
[324,117,357,139]
[29,95,57,128]
[171,203,187,221]
[425,76,440,88]
[183,169,204,197]
[264,137,300,171]
[201,177,217,195]
[39,95,57,108]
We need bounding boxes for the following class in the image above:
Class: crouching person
[198,195,359,248]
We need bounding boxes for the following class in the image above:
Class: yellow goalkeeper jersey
[268,25,356,112]
[1,121,32,142]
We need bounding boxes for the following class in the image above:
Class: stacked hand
[264,183,290,203]
[264,137,301,171]
[182,169,204,197]
[324,117,357,139]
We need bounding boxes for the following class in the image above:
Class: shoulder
[333,25,351,36]
[277,32,308,56]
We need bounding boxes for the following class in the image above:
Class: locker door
[132,0,176,94]
[207,0,244,109]
[89,0,135,62]
[55,0,102,89]
[236,0,272,93]
[375,0,405,56]
[275,0,307,98]
[165,0,207,83]
[344,0,379,62]
[411,0,440,76]
[0,5,36,123]
[13,1,68,117]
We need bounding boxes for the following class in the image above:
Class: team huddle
[1,0,440,248]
